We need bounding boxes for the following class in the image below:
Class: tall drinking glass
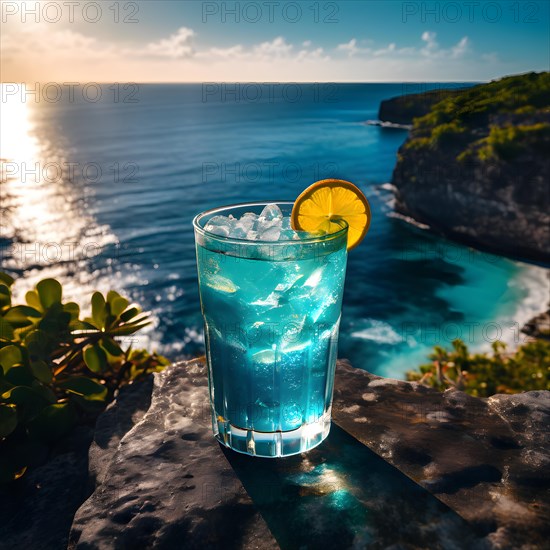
[193,202,348,457]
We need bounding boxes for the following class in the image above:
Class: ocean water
[1,83,548,378]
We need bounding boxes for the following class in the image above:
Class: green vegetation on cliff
[405,72,550,160]
[407,338,550,397]
[475,122,550,161]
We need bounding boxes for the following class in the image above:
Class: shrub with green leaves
[406,338,550,397]
[475,122,550,161]
[0,272,169,483]
[402,71,550,159]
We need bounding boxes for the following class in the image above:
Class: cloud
[451,37,469,59]
[1,26,109,60]
[420,31,469,59]
[143,27,195,59]
[297,47,327,62]
[373,43,396,57]
[0,26,514,83]
[206,45,245,59]
[337,32,469,62]
[337,38,359,57]
[421,31,439,54]
[200,36,329,63]
[336,38,372,57]
[253,36,293,59]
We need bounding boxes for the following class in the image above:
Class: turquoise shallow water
[1,83,548,378]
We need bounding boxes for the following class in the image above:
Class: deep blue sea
[1,83,548,377]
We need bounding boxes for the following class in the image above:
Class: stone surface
[522,309,550,341]
[70,358,550,549]
[69,359,277,550]
[0,426,93,550]
[332,360,550,549]
[224,424,486,549]
[88,375,154,486]
[70,360,486,549]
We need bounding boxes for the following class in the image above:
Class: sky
[1,1,549,82]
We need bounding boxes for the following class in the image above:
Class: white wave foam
[387,211,431,230]
[378,182,397,193]
[505,264,550,349]
[363,120,412,130]
[351,319,403,345]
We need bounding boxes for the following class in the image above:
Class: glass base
[214,410,332,458]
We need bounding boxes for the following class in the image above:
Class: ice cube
[251,349,278,364]
[281,217,292,230]
[304,266,325,288]
[257,216,281,230]
[229,214,256,239]
[246,230,259,240]
[259,204,283,221]
[204,214,235,237]
[237,216,255,233]
[260,226,281,241]
[241,212,258,222]
[275,273,304,292]
[310,292,338,323]
[279,229,301,241]
[229,226,247,239]
[207,215,233,227]
[204,274,239,293]
[256,215,282,243]
[281,339,311,353]
[204,223,231,237]
[251,292,279,307]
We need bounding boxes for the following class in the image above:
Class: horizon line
[0,80,487,85]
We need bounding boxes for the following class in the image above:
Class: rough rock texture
[0,426,93,550]
[391,129,550,263]
[333,360,550,550]
[70,359,549,549]
[69,360,486,549]
[69,359,277,550]
[224,423,486,549]
[386,74,550,263]
[522,309,550,341]
[88,375,154,486]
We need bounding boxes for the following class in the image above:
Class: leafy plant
[476,122,550,161]
[406,338,550,397]
[402,71,550,161]
[0,272,169,483]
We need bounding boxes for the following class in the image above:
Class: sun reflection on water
[0,84,117,301]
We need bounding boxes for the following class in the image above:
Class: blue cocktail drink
[193,202,348,457]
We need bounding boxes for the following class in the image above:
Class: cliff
[384,72,550,264]
[378,88,460,125]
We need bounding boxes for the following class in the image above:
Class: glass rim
[193,201,348,246]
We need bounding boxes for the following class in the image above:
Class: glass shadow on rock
[223,425,483,549]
